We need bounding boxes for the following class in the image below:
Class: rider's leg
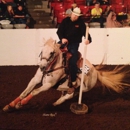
[67,46,79,94]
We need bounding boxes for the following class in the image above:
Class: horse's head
[39,38,60,71]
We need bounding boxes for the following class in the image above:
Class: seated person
[123,11,130,26]
[91,2,105,27]
[14,0,27,11]
[86,0,92,6]
[0,0,7,14]
[106,10,123,28]
[99,0,109,5]
[1,0,16,7]
[90,0,98,6]
[102,5,111,17]
[14,4,29,24]
[3,5,16,24]
[14,0,26,6]
[65,3,77,17]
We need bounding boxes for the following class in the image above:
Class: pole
[78,26,89,104]
[70,25,89,114]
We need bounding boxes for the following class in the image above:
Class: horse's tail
[96,65,130,93]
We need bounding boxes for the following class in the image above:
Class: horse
[3,38,130,112]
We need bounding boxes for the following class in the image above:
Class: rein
[44,54,66,74]
[40,51,67,75]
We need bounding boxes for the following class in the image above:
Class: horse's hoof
[53,92,74,106]
[15,102,23,109]
[3,105,15,112]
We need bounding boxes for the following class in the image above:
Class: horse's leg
[53,69,97,106]
[53,92,74,106]
[15,69,65,109]
[15,82,53,109]
[53,79,80,106]
[3,68,43,112]
[19,68,43,99]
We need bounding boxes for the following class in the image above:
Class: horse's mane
[44,38,60,52]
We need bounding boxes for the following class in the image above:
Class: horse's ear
[52,40,56,45]
[50,37,54,40]
[44,38,54,45]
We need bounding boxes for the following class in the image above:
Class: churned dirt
[0,66,130,130]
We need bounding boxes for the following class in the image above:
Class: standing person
[57,7,92,94]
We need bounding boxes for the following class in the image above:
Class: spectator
[90,2,105,27]
[99,0,109,5]
[106,10,123,28]
[14,4,29,24]
[124,11,130,26]
[90,0,98,6]
[0,0,2,15]
[86,0,92,6]
[102,5,111,17]
[1,0,16,7]
[65,3,77,17]
[0,0,8,14]
[3,5,16,24]
[14,0,26,7]
[102,5,111,22]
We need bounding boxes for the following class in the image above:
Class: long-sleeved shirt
[57,17,92,44]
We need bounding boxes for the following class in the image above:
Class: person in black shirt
[14,4,28,24]
[90,0,98,6]
[57,7,92,94]
[99,0,109,5]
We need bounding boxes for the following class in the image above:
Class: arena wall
[0,28,130,66]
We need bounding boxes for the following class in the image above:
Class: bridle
[40,51,56,63]
[39,49,66,76]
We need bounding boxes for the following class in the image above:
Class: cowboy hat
[71,7,82,16]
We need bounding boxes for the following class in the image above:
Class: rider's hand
[84,40,90,45]
[62,38,68,44]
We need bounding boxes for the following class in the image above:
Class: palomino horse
[3,38,130,112]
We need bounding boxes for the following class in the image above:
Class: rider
[57,7,92,94]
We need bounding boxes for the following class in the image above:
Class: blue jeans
[58,41,79,82]
[67,42,79,82]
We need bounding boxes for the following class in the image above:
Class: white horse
[3,38,130,112]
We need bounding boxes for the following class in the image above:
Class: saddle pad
[80,65,90,75]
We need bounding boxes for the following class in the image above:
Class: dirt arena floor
[0,66,130,130]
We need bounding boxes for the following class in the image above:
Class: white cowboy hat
[71,7,82,16]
